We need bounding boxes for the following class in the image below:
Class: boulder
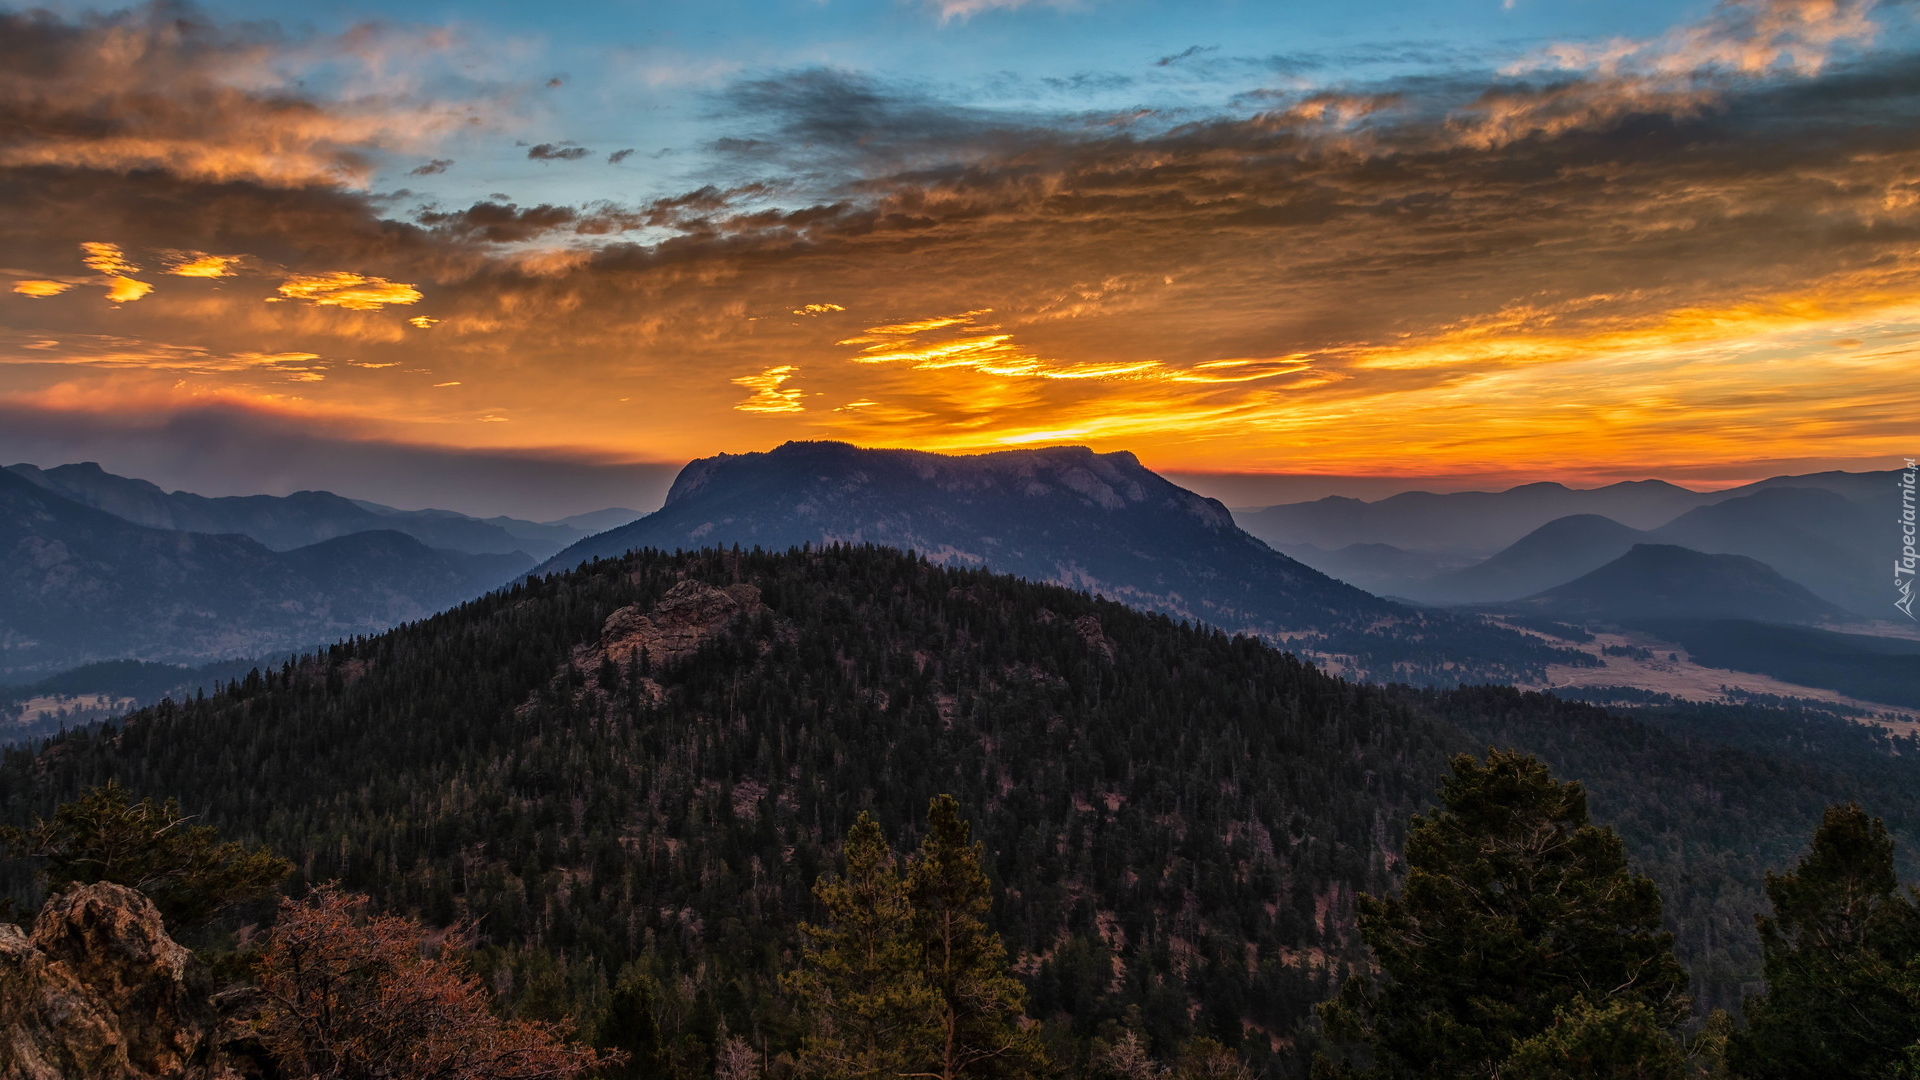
[0,883,251,1079]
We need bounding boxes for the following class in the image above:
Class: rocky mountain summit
[533,441,1587,683]
[0,883,261,1079]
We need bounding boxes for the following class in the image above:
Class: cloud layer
[1,0,1917,496]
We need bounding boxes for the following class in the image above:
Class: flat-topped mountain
[533,441,1586,683]
[1512,544,1856,625]
[0,469,526,678]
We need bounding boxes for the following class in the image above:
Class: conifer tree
[786,812,942,1080]
[1729,803,1920,1080]
[1319,750,1688,1080]
[0,780,290,928]
[906,794,1048,1079]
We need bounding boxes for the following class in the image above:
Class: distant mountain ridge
[533,441,1589,684]
[1234,469,1900,557]
[1407,487,1883,616]
[0,469,527,678]
[1511,544,1856,625]
[5,462,638,560]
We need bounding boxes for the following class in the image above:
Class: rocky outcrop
[599,579,766,670]
[0,883,253,1080]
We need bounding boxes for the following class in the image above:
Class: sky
[2,0,1919,517]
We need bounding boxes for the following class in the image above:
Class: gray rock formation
[0,883,257,1079]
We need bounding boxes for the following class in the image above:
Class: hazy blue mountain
[1272,541,1472,597]
[539,507,645,533]
[1511,544,1856,625]
[531,441,1591,684]
[1650,487,1880,617]
[4,462,635,560]
[1233,479,1707,555]
[1404,487,1884,616]
[1232,469,1899,558]
[1410,514,1649,603]
[0,468,528,678]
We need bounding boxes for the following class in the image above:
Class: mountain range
[1507,544,1857,625]
[532,441,1587,684]
[1233,469,1896,557]
[5,462,638,560]
[7,446,1914,709]
[1256,480,1891,619]
[0,468,528,678]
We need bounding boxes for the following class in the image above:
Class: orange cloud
[275,273,423,311]
[165,252,242,278]
[11,281,72,298]
[104,277,154,303]
[0,9,507,189]
[80,242,140,276]
[732,365,806,413]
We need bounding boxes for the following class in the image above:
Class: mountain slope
[1413,514,1649,603]
[1648,487,1880,617]
[4,544,1915,1068]
[4,462,602,559]
[0,469,526,677]
[1513,544,1856,624]
[1398,487,1884,614]
[532,441,1587,683]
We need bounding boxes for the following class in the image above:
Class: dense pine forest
[2,545,1917,1077]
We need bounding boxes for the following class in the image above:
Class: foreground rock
[0,883,259,1079]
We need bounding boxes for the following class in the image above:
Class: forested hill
[2,546,1916,1077]
[531,441,1589,685]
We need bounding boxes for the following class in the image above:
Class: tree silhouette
[0,780,289,928]
[786,812,942,1080]
[1730,803,1920,1080]
[907,794,1047,1079]
[1320,749,1688,1079]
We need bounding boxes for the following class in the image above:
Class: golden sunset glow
[103,277,154,304]
[274,273,424,311]
[1,0,1916,497]
[165,253,242,278]
[732,366,807,414]
[79,242,139,277]
[11,281,71,298]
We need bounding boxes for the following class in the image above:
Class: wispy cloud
[0,0,1916,481]
[731,365,806,413]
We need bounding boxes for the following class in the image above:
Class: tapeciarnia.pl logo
[1899,458,1918,620]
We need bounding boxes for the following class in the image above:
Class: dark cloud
[409,158,454,176]
[608,148,636,164]
[417,201,583,242]
[1155,45,1218,66]
[527,143,592,161]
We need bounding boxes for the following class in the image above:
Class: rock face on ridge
[528,442,1590,684]
[599,580,767,670]
[0,883,252,1080]
[535,441,1384,637]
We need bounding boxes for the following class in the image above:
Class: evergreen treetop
[1321,749,1688,1079]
